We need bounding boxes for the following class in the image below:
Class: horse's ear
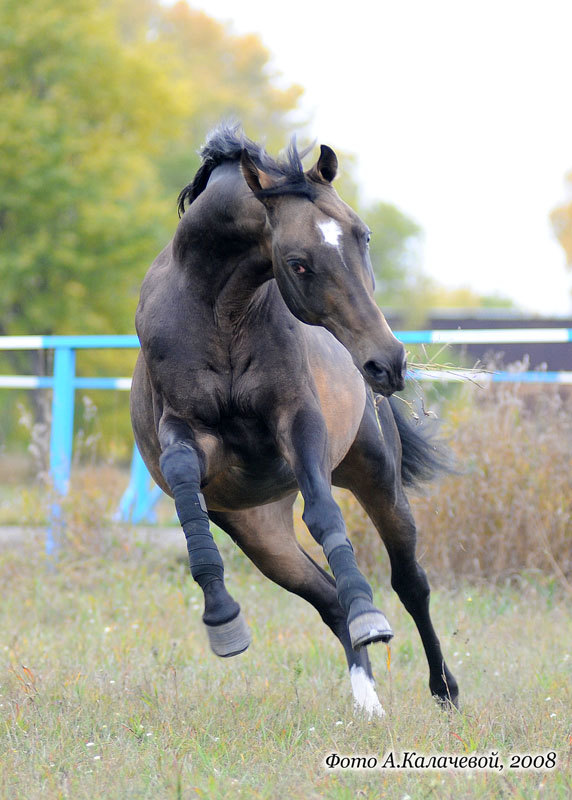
[308,144,338,184]
[240,149,275,194]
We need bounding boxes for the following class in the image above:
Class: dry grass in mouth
[406,342,492,387]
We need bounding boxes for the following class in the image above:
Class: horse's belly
[195,416,298,511]
[203,461,298,512]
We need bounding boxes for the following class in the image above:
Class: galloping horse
[130,124,458,715]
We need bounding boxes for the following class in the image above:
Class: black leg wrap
[324,538,373,615]
[160,442,201,487]
[173,484,224,589]
[179,488,224,585]
[160,446,225,591]
[322,532,393,649]
[159,445,249,655]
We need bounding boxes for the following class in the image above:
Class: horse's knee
[302,494,345,543]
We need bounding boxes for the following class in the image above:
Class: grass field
[1,525,570,800]
[1,382,570,797]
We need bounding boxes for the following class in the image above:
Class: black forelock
[177,122,316,217]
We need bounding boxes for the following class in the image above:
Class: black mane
[177,123,315,217]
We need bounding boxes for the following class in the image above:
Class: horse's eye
[287,259,307,275]
[366,232,372,246]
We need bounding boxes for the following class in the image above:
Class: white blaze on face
[318,219,349,269]
[318,219,343,247]
[350,665,385,718]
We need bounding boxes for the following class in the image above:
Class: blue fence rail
[1,331,571,546]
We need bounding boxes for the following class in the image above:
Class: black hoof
[431,676,460,710]
[433,692,460,711]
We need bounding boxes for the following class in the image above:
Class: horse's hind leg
[157,415,250,658]
[210,495,385,717]
[334,398,459,707]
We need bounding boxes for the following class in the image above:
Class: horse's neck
[175,166,273,329]
[211,254,273,331]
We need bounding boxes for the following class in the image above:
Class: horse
[130,124,458,716]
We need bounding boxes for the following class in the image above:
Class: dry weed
[336,383,572,586]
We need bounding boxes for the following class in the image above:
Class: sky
[192,0,572,316]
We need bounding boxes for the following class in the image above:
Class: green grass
[1,528,570,799]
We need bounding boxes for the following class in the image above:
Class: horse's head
[241,145,406,397]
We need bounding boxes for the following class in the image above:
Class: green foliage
[0,0,304,338]
[110,0,305,201]
[0,0,178,336]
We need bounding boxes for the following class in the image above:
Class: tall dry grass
[333,382,572,588]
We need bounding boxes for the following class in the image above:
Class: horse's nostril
[363,357,406,395]
[363,360,388,382]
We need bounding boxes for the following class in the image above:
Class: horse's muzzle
[363,356,407,396]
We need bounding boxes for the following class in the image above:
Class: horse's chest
[162,372,264,444]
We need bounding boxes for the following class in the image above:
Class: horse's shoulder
[137,244,176,309]
[136,253,206,366]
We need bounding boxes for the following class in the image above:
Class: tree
[0,0,181,337]
[363,201,422,308]
[0,0,305,454]
[111,0,305,202]
[0,0,304,339]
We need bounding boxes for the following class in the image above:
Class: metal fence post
[115,444,163,524]
[47,345,76,554]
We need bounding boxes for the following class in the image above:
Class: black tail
[388,396,452,487]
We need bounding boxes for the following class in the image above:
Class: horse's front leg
[158,415,250,657]
[275,401,392,650]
